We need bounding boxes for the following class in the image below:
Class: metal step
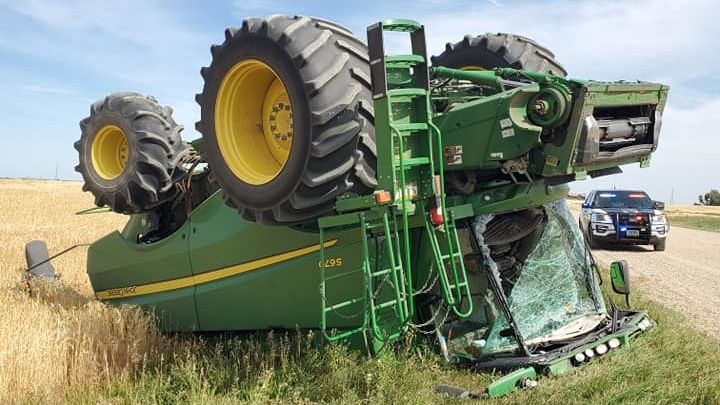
[380,18,423,33]
[386,54,425,67]
[375,299,402,310]
[387,88,427,98]
[395,123,429,133]
[394,157,431,167]
[324,296,365,312]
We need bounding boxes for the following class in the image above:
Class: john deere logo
[104,286,137,297]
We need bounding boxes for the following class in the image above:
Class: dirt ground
[569,201,720,339]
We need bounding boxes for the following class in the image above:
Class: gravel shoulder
[590,225,720,339]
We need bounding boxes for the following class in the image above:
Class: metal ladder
[318,19,473,345]
[318,210,411,342]
[368,19,473,318]
[423,211,473,317]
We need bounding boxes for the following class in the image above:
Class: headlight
[651,214,667,224]
[591,212,613,223]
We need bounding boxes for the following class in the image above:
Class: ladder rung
[448,282,469,289]
[395,123,429,133]
[376,299,401,310]
[386,54,425,66]
[371,268,392,277]
[323,268,364,281]
[324,325,366,342]
[325,296,365,312]
[382,19,422,33]
[396,157,430,167]
[371,266,403,278]
[387,88,426,98]
[440,252,464,260]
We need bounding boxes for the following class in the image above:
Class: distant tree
[698,189,720,206]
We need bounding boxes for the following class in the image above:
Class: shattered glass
[475,200,606,354]
[444,214,506,360]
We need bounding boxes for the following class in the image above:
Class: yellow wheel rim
[91,125,129,180]
[214,59,294,185]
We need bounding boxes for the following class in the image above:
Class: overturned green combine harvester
[56,17,668,396]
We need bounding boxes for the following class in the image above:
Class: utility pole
[55,162,59,180]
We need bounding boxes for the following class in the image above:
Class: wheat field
[0,179,163,403]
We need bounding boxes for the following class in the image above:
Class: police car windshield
[592,191,654,209]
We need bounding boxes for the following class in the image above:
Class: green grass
[668,214,720,233]
[62,292,720,405]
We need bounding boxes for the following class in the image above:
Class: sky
[0,0,716,204]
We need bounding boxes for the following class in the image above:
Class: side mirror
[610,260,630,296]
[581,202,590,209]
[654,200,665,210]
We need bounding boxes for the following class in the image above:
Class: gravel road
[590,226,720,339]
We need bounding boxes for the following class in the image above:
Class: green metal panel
[447,180,569,215]
[434,86,542,171]
[486,367,536,397]
[106,289,197,331]
[546,359,574,375]
[87,222,197,331]
[188,194,366,330]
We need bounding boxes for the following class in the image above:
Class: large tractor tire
[195,15,376,225]
[431,33,566,76]
[75,93,191,214]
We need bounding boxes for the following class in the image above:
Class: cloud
[22,84,77,95]
[0,0,208,93]
[409,0,717,82]
[0,0,199,48]
[298,0,716,96]
[0,0,213,181]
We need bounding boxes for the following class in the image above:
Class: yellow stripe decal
[96,239,338,300]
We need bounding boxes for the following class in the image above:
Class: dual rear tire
[195,16,377,225]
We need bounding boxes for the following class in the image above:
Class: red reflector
[374,190,392,205]
[430,207,444,226]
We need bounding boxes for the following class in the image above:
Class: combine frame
[58,16,669,398]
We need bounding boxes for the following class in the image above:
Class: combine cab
[64,17,667,397]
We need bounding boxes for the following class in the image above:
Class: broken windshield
[445,199,606,360]
[482,199,606,353]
